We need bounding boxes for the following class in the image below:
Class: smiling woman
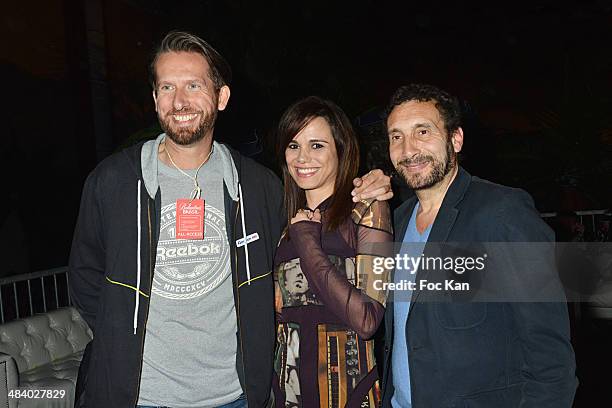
[273,96,393,408]
[277,96,359,232]
[284,116,339,209]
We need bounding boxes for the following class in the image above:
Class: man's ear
[451,127,464,153]
[152,89,159,113]
[217,85,231,111]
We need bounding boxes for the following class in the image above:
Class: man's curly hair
[385,84,462,134]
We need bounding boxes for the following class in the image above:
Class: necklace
[165,143,214,200]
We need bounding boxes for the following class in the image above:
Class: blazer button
[384,346,390,353]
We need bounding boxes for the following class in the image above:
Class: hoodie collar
[140,133,239,201]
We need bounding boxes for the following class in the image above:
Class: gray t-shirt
[137,148,241,407]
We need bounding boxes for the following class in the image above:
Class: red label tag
[176,199,205,240]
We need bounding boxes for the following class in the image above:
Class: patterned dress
[273,199,393,408]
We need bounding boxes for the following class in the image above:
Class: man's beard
[159,109,217,146]
[395,139,456,190]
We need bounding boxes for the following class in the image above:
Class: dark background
[1,0,611,404]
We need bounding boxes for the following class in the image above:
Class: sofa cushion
[0,308,92,373]
[15,350,84,408]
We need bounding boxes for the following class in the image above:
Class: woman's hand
[290,209,321,224]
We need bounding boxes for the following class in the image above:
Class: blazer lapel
[394,197,418,242]
[408,167,471,314]
[392,197,418,301]
[385,197,418,345]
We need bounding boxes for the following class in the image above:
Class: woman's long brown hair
[276,96,359,232]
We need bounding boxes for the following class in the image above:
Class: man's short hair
[386,84,462,134]
[149,30,232,91]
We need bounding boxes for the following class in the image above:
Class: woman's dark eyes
[287,143,325,149]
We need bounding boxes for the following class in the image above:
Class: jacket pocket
[460,383,522,407]
[434,303,487,330]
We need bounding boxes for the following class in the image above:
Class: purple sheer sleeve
[288,200,393,339]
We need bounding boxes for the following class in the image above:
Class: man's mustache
[166,110,203,116]
[397,155,434,167]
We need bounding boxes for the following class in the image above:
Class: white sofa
[0,307,92,408]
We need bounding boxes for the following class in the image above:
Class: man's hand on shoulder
[351,169,393,202]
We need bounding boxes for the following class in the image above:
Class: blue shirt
[391,202,431,408]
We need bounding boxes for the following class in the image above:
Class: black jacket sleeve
[496,190,577,408]
[68,172,106,332]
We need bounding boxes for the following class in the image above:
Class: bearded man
[380,84,577,408]
[69,31,392,408]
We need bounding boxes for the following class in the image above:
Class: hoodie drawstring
[238,183,252,285]
[134,180,142,334]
